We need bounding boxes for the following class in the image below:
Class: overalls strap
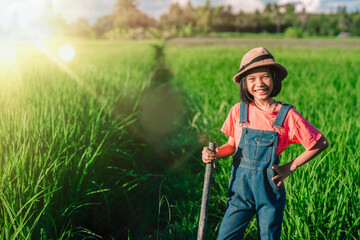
[239,102,292,127]
[272,104,293,128]
[239,102,248,124]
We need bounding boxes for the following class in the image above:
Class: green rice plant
[0,39,159,238]
[164,39,360,239]
[2,36,359,239]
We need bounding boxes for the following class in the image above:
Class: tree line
[23,0,360,39]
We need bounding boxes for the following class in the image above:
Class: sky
[0,0,360,28]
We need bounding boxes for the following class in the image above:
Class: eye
[262,75,271,80]
[247,77,255,82]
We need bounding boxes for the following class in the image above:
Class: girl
[202,47,328,240]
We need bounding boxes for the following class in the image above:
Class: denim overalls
[217,102,292,240]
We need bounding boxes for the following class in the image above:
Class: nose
[254,77,264,86]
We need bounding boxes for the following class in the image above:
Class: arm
[272,135,329,187]
[202,136,236,163]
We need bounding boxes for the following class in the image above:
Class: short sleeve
[221,103,240,139]
[289,116,323,150]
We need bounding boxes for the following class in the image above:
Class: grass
[0,36,359,239]
[0,39,159,238]
[164,41,360,239]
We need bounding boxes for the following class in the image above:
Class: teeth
[255,90,266,93]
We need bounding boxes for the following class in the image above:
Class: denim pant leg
[254,172,286,240]
[217,168,255,240]
[256,204,285,240]
[217,197,255,239]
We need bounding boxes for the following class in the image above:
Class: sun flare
[57,44,75,61]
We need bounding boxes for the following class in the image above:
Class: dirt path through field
[138,42,187,158]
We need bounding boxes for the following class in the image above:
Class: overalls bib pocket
[243,137,273,164]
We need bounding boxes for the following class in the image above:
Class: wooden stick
[197,141,216,240]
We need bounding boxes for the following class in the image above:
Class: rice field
[0,36,359,239]
[165,37,360,239]
[0,39,158,239]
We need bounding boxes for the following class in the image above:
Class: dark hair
[239,66,282,104]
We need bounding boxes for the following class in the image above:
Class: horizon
[0,0,359,29]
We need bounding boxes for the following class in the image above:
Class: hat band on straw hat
[238,54,274,73]
[233,47,288,85]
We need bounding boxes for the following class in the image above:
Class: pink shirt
[221,102,323,156]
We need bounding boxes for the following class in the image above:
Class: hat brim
[233,62,288,85]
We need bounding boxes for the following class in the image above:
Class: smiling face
[245,67,274,102]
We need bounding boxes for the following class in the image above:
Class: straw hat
[233,47,288,85]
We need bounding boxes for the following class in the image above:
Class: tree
[337,6,351,32]
[194,0,212,32]
[283,4,298,28]
[211,5,235,32]
[114,0,138,12]
[94,15,114,37]
[113,0,155,29]
[299,7,307,31]
[67,17,93,37]
[350,12,360,35]
[159,3,188,27]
